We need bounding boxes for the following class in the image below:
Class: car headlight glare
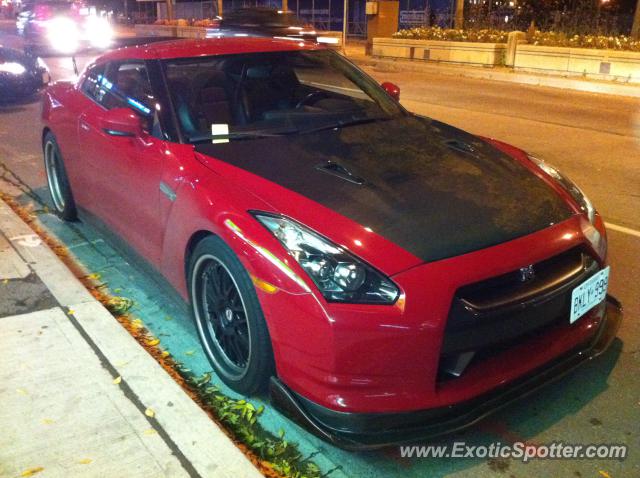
[86,16,113,49]
[528,155,595,224]
[47,17,80,54]
[253,213,399,304]
[0,62,27,75]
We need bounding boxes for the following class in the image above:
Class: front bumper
[270,295,622,450]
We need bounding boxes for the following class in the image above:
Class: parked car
[0,45,49,101]
[41,38,622,449]
[17,0,112,54]
[216,8,317,42]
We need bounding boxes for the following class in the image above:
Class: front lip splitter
[270,296,623,450]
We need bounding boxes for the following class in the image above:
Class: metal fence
[157,1,218,20]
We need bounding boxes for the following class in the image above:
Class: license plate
[570,266,610,324]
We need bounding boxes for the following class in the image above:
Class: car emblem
[519,265,536,282]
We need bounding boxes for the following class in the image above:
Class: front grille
[438,247,599,380]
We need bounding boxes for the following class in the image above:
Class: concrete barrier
[372,36,640,82]
[372,38,507,66]
[134,24,177,37]
[514,44,640,82]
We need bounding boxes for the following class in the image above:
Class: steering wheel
[295,91,331,109]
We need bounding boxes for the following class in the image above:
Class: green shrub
[529,31,640,52]
[392,26,640,52]
[393,27,509,43]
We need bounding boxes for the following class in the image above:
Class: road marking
[605,222,640,238]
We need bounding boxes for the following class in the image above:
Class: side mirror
[101,107,143,137]
[381,82,400,101]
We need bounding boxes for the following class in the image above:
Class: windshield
[163,49,405,143]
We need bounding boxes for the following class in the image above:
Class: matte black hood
[196,116,572,263]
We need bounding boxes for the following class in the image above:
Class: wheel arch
[184,229,216,285]
[42,127,52,149]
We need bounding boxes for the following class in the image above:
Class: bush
[392,26,640,52]
[529,31,640,52]
[393,27,509,43]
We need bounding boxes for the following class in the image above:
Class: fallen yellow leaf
[113,376,122,385]
[161,351,170,358]
[599,471,612,478]
[185,350,195,356]
[78,458,92,465]
[16,388,28,395]
[145,408,155,418]
[131,318,143,328]
[146,338,160,347]
[67,309,75,316]
[143,428,157,435]
[41,418,55,425]
[21,467,44,477]
[164,316,173,321]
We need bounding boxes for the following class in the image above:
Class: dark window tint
[100,61,154,117]
[80,63,106,102]
[223,9,302,27]
[163,49,404,142]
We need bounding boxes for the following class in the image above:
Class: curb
[348,54,640,98]
[0,198,262,478]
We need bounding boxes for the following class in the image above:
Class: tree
[454,0,464,28]
[633,0,640,39]
[166,0,174,20]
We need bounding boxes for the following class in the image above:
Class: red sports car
[41,38,622,449]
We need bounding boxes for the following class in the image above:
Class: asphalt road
[1,23,639,477]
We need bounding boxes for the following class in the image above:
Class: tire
[188,235,275,394]
[43,132,77,221]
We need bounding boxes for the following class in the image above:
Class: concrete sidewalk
[0,199,262,478]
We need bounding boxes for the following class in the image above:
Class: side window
[99,61,160,135]
[100,62,154,117]
[80,63,106,103]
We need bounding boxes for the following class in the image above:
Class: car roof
[95,37,323,63]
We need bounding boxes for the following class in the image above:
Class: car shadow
[0,93,41,112]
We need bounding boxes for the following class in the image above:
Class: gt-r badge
[519,265,536,282]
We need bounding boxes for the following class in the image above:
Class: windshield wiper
[299,116,392,135]
[189,128,299,143]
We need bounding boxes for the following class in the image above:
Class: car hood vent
[444,139,477,156]
[315,161,365,185]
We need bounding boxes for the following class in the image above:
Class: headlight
[253,213,399,304]
[528,155,595,223]
[86,16,113,49]
[47,17,80,54]
[0,62,27,75]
